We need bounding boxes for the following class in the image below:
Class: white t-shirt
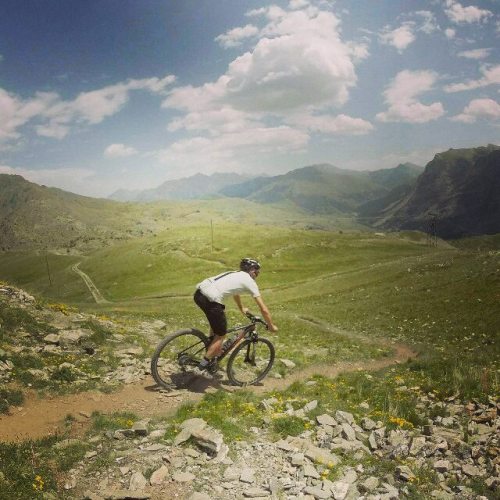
[197,271,260,304]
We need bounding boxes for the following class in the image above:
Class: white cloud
[159,5,373,175]
[445,28,456,39]
[0,75,175,146]
[157,125,309,177]
[289,0,310,9]
[415,11,439,34]
[0,89,56,143]
[379,23,416,53]
[457,48,492,60]
[286,112,373,135]
[246,5,287,21]
[215,24,259,49]
[444,64,500,92]
[376,70,445,123]
[444,0,492,24]
[451,98,500,123]
[104,143,138,158]
[167,9,360,115]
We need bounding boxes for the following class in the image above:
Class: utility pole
[426,214,438,247]
[211,219,214,252]
[45,253,53,286]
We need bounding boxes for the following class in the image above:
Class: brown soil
[0,342,415,443]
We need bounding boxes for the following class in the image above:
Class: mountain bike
[150,312,275,389]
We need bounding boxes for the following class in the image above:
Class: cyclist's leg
[203,306,226,359]
[194,290,227,365]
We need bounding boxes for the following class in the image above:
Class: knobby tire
[226,338,275,386]
[150,328,209,390]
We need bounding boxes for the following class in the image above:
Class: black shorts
[194,289,227,336]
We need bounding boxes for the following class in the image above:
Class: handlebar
[245,311,268,328]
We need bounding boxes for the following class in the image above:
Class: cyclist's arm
[254,296,278,332]
[233,294,248,315]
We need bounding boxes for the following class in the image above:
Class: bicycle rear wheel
[150,329,209,389]
[226,338,275,386]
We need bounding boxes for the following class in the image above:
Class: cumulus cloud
[157,4,378,176]
[156,125,309,177]
[457,48,492,60]
[158,4,375,175]
[286,112,373,135]
[376,70,445,123]
[0,75,175,146]
[379,23,416,53]
[215,24,259,48]
[104,143,138,158]
[0,89,56,144]
[444,64,500,92]
[289,0,310,9]
[445,28,456,39]
[415,11,439,34]
[444,0,492,24]
[451,98,500,123]
[166,8,362,116]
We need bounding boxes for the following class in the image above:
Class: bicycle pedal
[207,363,219,374]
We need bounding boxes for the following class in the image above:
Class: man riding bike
[193,258,278,371]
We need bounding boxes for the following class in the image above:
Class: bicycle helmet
[240,258,261,272]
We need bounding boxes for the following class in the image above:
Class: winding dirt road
[0,342,415,443]
[71,262,109,304]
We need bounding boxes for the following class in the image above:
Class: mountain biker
[194,258,278,371]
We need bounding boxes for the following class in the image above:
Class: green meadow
[1,219,499,499]
[1,222,498,394]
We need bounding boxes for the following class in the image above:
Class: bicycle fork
[244,341,257,366]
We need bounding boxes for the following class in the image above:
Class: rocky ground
[0,285,498,499]
[0,284,159,392]
[65,393,498,500]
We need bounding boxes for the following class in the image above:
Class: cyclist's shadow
[147,372,228,394]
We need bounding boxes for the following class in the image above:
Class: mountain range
[110,172,251,202]
[110,162,424,215]
[0,144,498,251]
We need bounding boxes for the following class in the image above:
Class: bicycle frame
[215,320,261,362]
[173,315,266,369]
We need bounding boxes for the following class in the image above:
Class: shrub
[271,415,306,437]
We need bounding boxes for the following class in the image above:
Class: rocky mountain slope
[369,145,500,238]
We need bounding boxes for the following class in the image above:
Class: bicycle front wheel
[226,338,275,386]
[151,329,209,389]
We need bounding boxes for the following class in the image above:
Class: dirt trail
[71,262,109,304]
[0,342,415,443]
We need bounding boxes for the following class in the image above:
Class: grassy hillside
[0,173,368,253]
[1,224,498,498]
[3,223,496,377]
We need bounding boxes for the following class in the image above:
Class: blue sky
[1,0,499,197]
